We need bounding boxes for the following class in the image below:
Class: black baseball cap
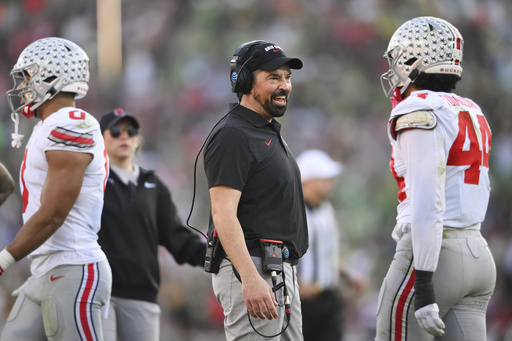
[242,42,303,72]
[99,107,139,133]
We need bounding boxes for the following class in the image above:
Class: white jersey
[20,107,109,277]
[388,90,491,271]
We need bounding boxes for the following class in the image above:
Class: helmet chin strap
[391,60,422,109]
[11,94,46,149]
[22,103,36,119]
[11,112,24,149]
[11,101,40,148]
[390,77,413,109]
[390,88,403,109]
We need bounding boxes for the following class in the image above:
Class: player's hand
[0,249,16,277]
[414,303,445,336]
[414,270,444,336]
[241,275,278,320]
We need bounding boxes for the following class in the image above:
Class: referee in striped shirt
[296,150,345,341]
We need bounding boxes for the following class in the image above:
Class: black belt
[248,247,299,266]
[222,247,299,266]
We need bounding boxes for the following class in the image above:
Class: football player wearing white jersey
[375,17,496,340]
[0,37,111,341]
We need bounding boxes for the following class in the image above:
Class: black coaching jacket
[98,167,206,303]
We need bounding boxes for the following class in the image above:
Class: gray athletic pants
[0,260,112,341]
[375,226,496,341]
[213,256,303,341]
[101,296,161,341]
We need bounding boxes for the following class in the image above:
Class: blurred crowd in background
[0,0,511,340]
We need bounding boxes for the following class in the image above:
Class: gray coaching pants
[101,296,161,341]
[375,226,496,341]
[213,256,303,341]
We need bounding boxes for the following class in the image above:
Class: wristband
[0,249,16,275]
[414,270,436,311]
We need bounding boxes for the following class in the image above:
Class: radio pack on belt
[204,229,223,274]
[260,239,284,274]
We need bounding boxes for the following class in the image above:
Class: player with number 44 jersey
[376,17,496,341]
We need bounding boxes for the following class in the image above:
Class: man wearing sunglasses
[98,108,206,341]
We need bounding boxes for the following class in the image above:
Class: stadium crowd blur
[0,0,512,340]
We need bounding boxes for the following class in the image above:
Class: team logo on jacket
[144,182,156,188]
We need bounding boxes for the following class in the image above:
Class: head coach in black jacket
[97,108,206,341]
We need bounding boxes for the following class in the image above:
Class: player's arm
[397,112,444,273]
[397,113,446,336]
[3,150,92,262]
[0,162,15,205]
[209,185,278,320]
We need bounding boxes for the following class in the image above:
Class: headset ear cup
[237,67,253,94]
[230,70,239,93]
[230,40,267,95]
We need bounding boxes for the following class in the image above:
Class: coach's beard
[259,90,289,118]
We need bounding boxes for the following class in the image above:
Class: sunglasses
[109,126,138,138]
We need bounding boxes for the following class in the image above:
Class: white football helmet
[381,16,463,100]
[7,37,90,119]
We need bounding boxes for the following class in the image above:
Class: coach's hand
[242,275,278,320]
[414,270,445,336]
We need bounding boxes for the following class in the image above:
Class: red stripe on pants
[79,263,96,341]
[394,269,415,340]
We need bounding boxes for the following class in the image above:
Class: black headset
[230,40,267,95]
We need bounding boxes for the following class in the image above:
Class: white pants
[1,260,112,341]
[213,256,303,341]
[375,227,496,341]
[101,296,161,341]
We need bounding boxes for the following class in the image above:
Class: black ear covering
[230,40,266,95]
[236,66,253,94]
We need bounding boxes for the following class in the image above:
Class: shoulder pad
[396,111,437,131]
[390,111,437,140]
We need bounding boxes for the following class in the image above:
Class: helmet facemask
[381,45,424,106]
[380,44,412,100]
[7,62,64,119]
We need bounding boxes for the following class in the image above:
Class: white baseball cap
[296,149,343,183]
